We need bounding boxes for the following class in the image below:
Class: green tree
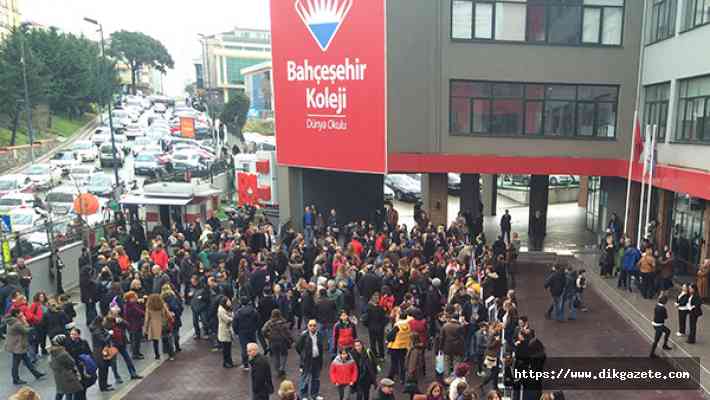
[109,30,174,95]
[220,92,250,141]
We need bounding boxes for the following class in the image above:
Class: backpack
[77,353,98,388]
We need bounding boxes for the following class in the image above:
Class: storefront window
[671,194,705,272]
[586,176,601,232]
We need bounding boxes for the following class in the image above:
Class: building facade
[241,61,273,119]
[270,0,710,272]
[0,0,21,41]
[199,27,271,102]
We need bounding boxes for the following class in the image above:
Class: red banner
[237,172,258,206]
[180,117,195,138]
[270,0,387,173]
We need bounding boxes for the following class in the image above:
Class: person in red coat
[150,243,169,272]
[333,311,358,350]
[330,348,358,400]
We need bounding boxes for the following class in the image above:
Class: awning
[119,195,192,206]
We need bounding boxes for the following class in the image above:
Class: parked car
[384,174,422,202]
[45,186,78,215]
[7,207,40,233]
[502,175,530,187]
[384,184,394,202]
[99,143,125,168]
[0,193,35,215]
[22,163,61,190]
[92,132,111,147]
[549,175,576,186]
[87,173,116,197]
[72,140,98,162]
[68,165,97,187]
[448,173,461,195]
[0,174,34,197]
[49,151,80,171]
[134,152,165,177]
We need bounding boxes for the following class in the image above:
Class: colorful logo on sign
[295,0,352,51]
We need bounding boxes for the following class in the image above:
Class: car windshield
[135,138,152,145]
[70,167,92,175]
[0,180,18,190]
[24,165,49,175]
[173,154,188,161]
[136,154,156,162]
[46,192,74,203]
[12,214,33,225]
[0,198,22,206]
[52,152,73,160]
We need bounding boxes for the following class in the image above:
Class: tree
[109,30,174,95]
[220,92,250,142]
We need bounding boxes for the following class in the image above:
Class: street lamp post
[84,17,121,198]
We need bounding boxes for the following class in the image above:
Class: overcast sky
[22,0,271,96]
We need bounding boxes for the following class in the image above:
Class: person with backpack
[161,285,184,353]
[261,308,292,377]
[333,310,358,350]
[66,328,96,396]
[48,334,84,400]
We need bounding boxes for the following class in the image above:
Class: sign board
[180,117,196,138]
[270,0,387,174]
[2,240,10,264]
[0,215,11,233]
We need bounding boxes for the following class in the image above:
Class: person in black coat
[247,343,274,400]
[257,288,278,353]
[650,295,673,357]
[358,267,383,309]
[315,288,337,354]
[301,285,317,322]
[424,279,444,337]
[362,293,388,359]
[79,266,98,327]
[544,265,566,321]
[295,320,325,400]
[233,297,260,369]
[687,284,703,344]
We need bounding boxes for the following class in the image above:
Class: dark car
[448,173,461,195]
[384,174,422,202]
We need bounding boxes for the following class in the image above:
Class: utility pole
[85,18,121,199]
[20,32,35,161]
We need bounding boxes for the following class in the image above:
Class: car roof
[0,192,34,200]
[0,174,27,181]
[48,185,80,195]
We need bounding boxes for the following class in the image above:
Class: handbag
[435,351,445,375]
[102,345,119,360]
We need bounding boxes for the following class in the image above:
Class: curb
[7,117,99,174]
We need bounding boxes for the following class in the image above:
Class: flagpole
[623,110,638,236]
[643,125,658,241]
[636,125,649,247]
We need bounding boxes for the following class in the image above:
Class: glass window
[602,7,623,44]
[450,80,618,138]
[475,2,494,39]
[583,8,601,43]
[453,0,473,39]
[684,0,710,30]
[451,98,472,133]
[644,82,670,140]
[675,75,710,143]
[548,5,582,44]
[527,5,547,41]
[671,194,705,272]
[491,99,523,135]
[495,2,526,41]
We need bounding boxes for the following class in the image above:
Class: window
[676,75,710,143]
[644,82,670,140]
[451,0,624,45]
[648,0,677,43]
[450,80,619,138]
[683,0,710,31]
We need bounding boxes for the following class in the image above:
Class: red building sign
[270,0,387,174]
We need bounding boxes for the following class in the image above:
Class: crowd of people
[0,201,611,400]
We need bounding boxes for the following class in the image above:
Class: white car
[8,207,40,233]
[153,103,167,113]
[124,122,145,139]
[0,193,35,214]
[68,165,97,187]
[72,140,98,162]
[49,151,80,171]
[131,137,157,155]
[0,174,34,197]
[22,163,61,190]
[46,186,79,215]
[99,143,125,168]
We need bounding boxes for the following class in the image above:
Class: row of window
[642,75,710,144]
[647,0,710,44]
[452,0,624,46]
[450,81,618,138]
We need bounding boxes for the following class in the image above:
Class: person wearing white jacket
[218,296,234,368]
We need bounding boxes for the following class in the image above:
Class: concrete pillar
[528,175,549,235]
[625,181,641,241]
[655,189,674,248]
[578,176,589,208]
[702,201,710,263]
[481,174,497,217]
[423,173,448,226]
[460,173,482,218]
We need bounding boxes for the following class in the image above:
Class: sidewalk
[574,251,710,397]
[0,287,197,400]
